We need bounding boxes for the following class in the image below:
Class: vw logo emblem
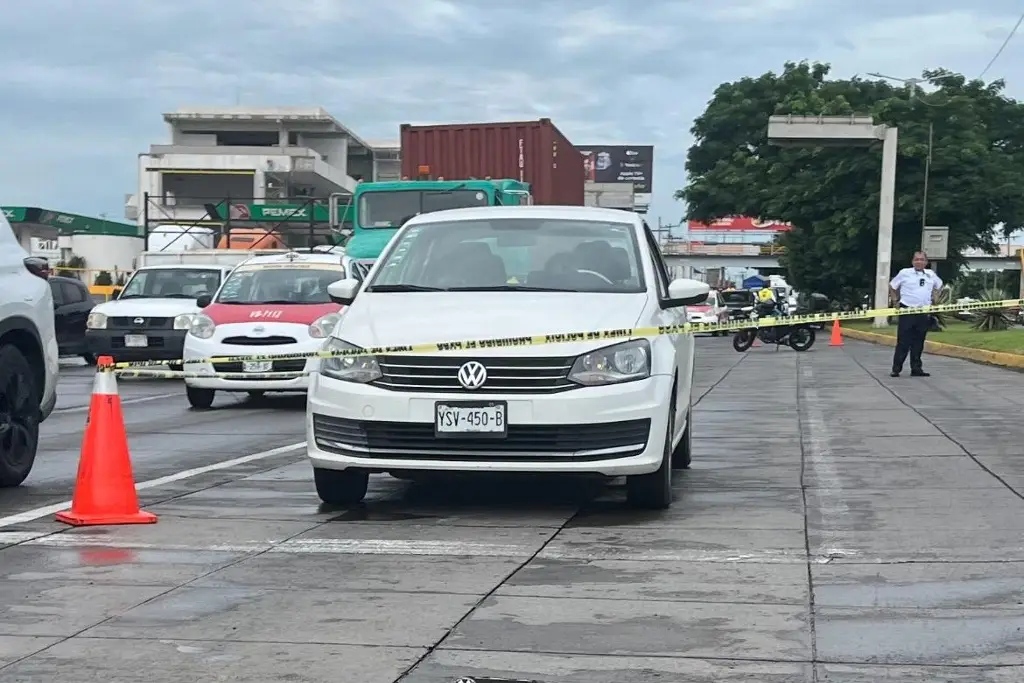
[252,325,265,334]
[133,317,144,325]
[457,361,487,390]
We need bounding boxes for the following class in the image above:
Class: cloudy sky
[1,0,1022,228]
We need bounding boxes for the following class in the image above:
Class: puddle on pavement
[326,505,436,522]
[567,500,667,527]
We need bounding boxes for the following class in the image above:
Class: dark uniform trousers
[892,305,930,374]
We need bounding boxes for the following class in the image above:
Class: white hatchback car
[0,212,59,486]
[306,205,710,509]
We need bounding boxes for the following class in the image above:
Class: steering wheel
[575,269,614,285]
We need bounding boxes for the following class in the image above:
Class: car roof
[136,264,229,271]
[236,251,342,267]
[404,205,643,227]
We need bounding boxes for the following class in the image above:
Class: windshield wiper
[446,285,573,292]
[365,284,446,293]
[246,299,295,304]
[424,183,468,195]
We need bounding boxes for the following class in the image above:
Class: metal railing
[660,242,788,257]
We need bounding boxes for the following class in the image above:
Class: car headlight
[320,338,382,383]
[568,339,650,387]
[173,313,194,330]
[86,311,107,329]
[308,312,342,339]
[189,313,216,339]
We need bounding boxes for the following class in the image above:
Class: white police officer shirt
[890,268,942,307]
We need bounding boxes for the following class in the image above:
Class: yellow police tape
[102,297,1023,376]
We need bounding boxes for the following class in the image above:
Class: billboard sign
[577,145,653,193]
[688,217,792,231]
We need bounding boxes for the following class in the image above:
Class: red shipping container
[399,118,584,206]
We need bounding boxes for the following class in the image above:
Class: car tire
[671,404,692,470]
[186,386,216,410]
[626,395,673,510]
[81,353,96,365]
[314,467,369,505]
[0,344,42,488]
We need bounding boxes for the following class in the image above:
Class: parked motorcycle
[732,301,816,352]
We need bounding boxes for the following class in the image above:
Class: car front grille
[312,414,650,461]
[212,358,307,376]
[108,316,173,329]
[372,355,576,394]
[111,336,165,348]
[221,335,298,346]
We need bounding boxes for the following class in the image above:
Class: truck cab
[85,249,288,367]
[338,178,531,259]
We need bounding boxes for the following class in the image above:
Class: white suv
[306,205,710,509]
[0,213,59,486]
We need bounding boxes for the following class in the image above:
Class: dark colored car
[720,289,757,321]
[795,292,833,328]
[49,275,96,363]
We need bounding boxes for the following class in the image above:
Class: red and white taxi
[686,289,728,336]
[182,251,346,409]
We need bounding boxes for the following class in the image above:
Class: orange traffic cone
[829,320,844,346]
[55,357,157,527]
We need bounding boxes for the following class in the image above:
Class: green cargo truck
[331,178,531,260]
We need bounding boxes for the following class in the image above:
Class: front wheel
[732,330,755,352]
[186,386,216,409]
[789,326,816,352]
[314,467,369,505]
[0,344,41,487]
[627,396,674,509]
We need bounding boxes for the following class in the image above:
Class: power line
[978,10,1024,80]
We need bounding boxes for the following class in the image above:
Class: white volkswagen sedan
[306,205,710,509]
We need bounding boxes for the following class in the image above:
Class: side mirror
[327,278,362,306]
[662,278,711,308]
[196,294,212,308]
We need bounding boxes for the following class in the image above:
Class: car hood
[337,292,649,357]
[92,298,201,317]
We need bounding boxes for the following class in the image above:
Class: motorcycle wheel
[789,326,816,352]
[733,330,756,352]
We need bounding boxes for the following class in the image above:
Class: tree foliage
[678,61,1024,303]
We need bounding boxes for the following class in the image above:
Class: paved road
[1,338,1022,681]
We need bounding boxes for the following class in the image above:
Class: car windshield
[721,291,753,305]
[215,266,345,305]
[118,268,221,299]
[366,217,646,294]
[359,189,491,228]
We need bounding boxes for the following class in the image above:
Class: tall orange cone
[829,319,844,346]
[55,357,157,527]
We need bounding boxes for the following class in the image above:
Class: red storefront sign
[688,217,792,231]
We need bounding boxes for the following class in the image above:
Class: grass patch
[845,319,1024,354]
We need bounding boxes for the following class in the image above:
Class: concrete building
[125,106,396,226]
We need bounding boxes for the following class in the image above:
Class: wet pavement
[1,338,1023,682]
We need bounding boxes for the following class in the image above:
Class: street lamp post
[767,115,898,327]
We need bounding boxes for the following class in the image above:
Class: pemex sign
[1,207,28,222]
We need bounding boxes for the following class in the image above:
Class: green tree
[678,61,1024,303]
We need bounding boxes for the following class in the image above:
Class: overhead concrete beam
[767,115,884,148]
